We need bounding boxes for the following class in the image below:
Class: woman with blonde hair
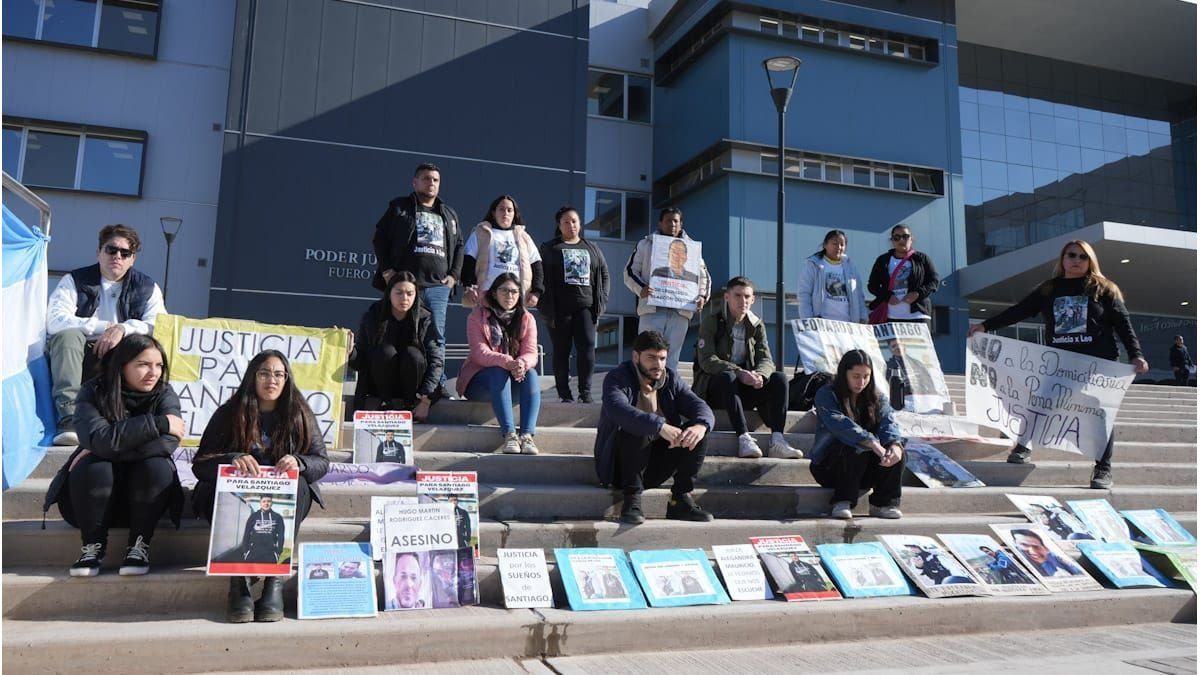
[969,239,1148,488]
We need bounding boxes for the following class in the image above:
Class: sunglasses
[1064,251,1089,261]
[103,244,134,259]
[891,233,911,241]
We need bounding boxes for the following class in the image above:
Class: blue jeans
[464,366,541,435]
[421,284,451,387]
[637,310,689,374]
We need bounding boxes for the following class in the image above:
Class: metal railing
[2,171,52,235]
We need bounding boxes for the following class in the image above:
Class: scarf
[487,307,517,355]
[120,387,161,417]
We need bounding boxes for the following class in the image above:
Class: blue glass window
[1054,118,1079,146]
[80,137,142,195]
[4,0,41,38]
[963,158,982,187]
[981,160,1007,190]
[1101,125,1127,153]
[978,105,1005,134]
[979,132,1006,161]
[39,0,97,47]
[1031,141,1057,169]
[1079,122,1104,150]
[960,102,979,130]
[1007,164,1034,193]
[21,130,78,188]
[1030,114,1055,141]
[3,126,22,177]
[1056,145,1081,173]
[1126,129,1150,156]
[1005,137,1032,166]
[962,130,981,158]
[1004,109,1030,137]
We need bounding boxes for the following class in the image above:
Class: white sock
[771,431,786,446]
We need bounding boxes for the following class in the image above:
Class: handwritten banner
[965,334,1133,459]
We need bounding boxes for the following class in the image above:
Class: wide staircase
[3,375,1196,672]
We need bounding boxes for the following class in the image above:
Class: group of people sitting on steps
[38,160,1148,622]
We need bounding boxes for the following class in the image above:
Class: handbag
[869,251,914,325]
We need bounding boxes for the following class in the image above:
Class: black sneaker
[560,396,575,403]
[666,493,714,522]
[620,493,645,525]
[578,391,593,404]
[69,543,105,577]
[1090,466,1113,489]
[1006,446,1032,464]
[119,535,151,576]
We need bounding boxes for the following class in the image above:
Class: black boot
[255,576,285,622]
[226,576,254,623]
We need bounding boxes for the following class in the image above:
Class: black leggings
[369,343,427,402]
[810,442,904,508]
[705,370,789,436]
[68,453,175,546]
[550,309,596,399]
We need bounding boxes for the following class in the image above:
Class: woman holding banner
[797,229,869,323]
[867,224,939,324]
[809,349,906,520]
[43,334,185,578]
[349,271,444,420]
[968,240,1148,489]
[193,349,331,623]
[457,272,542,455]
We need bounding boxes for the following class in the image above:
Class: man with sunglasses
[46,224,165,445]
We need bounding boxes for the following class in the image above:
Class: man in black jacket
[375,431,407,463]
[241,495,286,564]
[1170,335,1193,385]
[372,163,464,392]
[594,331,715,525]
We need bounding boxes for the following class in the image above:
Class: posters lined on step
[1076,541,1168,589]
[353,410,414,465]
[816,542,913,598]
[1120,509,1196,546]
[878,535,988,598]
[937,533,1049,596]
[297,542,377,619]
[1006,494,1097,554]
[750,536,841,601]
[370,495,419,560]
[1133,543,1198,590]
[417,471,480,605]
[989,524,1102,593]
[381,502,472,610]
[497,548,554,609]
[711,544,773,601]
[646,234,703,311]
[205,466,298,576]
[629,549,730,607]
[1067,499,1131,542]
[554,548,647,611]
[904,442,985,488]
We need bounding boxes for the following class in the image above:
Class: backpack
[789,358,831,411]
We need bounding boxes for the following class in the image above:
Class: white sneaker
[830,501,853,520]
[737,433,763,458]
[869,505,903,519]
[501,433,522,454]
[53,430,79,446]
[767,434,803,459]
[519,434,539,455]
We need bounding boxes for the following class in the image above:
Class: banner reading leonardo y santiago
[965,333,1133,460]
[154,314,349,446]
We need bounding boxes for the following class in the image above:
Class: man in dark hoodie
[241,495,286,564]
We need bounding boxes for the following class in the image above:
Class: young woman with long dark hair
[193,349,330,623]
[456,272,542,455]
[808,349,906,520]
[797,229,869,322]
[43,333,185,577]
[461,194,545,309]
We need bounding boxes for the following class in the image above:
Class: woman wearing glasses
[193,350,330,623]
[867,224,940,324]
[456,272,542,455]
[969,240,1148,489]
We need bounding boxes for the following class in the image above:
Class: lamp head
[763,56,801,112]
[160,216,183,244]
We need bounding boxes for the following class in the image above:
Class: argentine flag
[2,204,54,489]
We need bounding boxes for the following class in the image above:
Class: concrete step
[2,589,1194,672]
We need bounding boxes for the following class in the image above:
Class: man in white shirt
[46,224,166,445]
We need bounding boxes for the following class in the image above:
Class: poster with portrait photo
[874,322,952,414]
[905,442,985,488]
[647,234,702,311]
[1120,509,1196,546]
[937,533,1049,596]
[417,471,479,605]
[1067,499,1131,543]
[562,248,591,287]
[990,524,1102,593]
[205,466,298,576]
[297,542,377,620]
[629,549,729,608]
[381,502,458,611]
[816,543,912,598]
[1076,541,1169,589]
[1007,494,1096,554]
[353,410,414,466]
[751,536,841,601]
[554,548,647,611]
[878,535,988,598]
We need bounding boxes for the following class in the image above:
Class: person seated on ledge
[193,349,330,623]
[809,349,906,520]
[46,224,166,446]
[456,272,542,455]
[43,334,184,577]
[692,276,802,460]
[349,271,444,420]
[594,330,715,525]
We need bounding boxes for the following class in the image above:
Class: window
[800,24,820,42]
[3,0,161,57]
[759,18,779,33]
[752,148,942,196]
[4,120,146,196]
[802,159,822,180]
[584,187,650,240]
[853,165,871,186]
[587,70,653,123]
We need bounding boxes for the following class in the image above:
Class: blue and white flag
[2,204,54,489]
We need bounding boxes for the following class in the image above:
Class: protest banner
[297,542,377,619]
[990,524,1102,593]
[646,234,702,311]
[554,548,647,611]
[816,542,912,598]
[878,535,987,598]
[711,544,773,601]
[892,411,986,442]
[1006,494,1096,554]
[905,442,985,488]
[965,333,1133,459]
[318,463,416,486]
[750,535,840,601]
[381,502,462,610]
[1121,509,1196,546]
[629,549,730,608]
[497,548,554,609]
[1067,499,1130,542]
[205,466,298,576]
[937,533,1049,596]
[353,410,414,465]
[370,495,418,560]
[1076,541,1168,589]
[154,314,349,446]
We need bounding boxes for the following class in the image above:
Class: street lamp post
[762,56,801,363]
[160,216,183,303]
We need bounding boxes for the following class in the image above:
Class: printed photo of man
[651,239,700,283]
[390,551,426,609]
[375,430,407,463]
[242,495,286,563]
[1011,529,1084,577]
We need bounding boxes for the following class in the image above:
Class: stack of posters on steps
[206,466,299,576]
[1007,494,1097,554]
[370,496,418,560]
[629,549,730,608]
[816,542,913,598]
[711,544,773,601]
[989,524,1102,593]
[497,548,555,609]
[1133,543,1198,591]
[937,533,1048,596]
[297,542,377,619]
[381,502,471,610]
[750,536,840,601]
[1075,541,1169,589]
[353,410,415,466]
[1121,509,1196,547]
[646,234,702,311]
[905,442,985,488]
[416,471,480,604]
[554,548,647,611]
[878,535,988,598]
[1067,499,1131,542]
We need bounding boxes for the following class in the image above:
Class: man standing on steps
[372,162,463,396]
[624,207,711,373]
[593,330,715,525]
[692,276,802,460]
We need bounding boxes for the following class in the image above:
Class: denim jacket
[809,385,903,465]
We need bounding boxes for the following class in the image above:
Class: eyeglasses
[256,369,288,381]
[103,244,134,259]
[891,233,912,241]
[1064,251,1089,261]
[497,287,521,296]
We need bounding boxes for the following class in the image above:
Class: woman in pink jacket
[456,272,542,454]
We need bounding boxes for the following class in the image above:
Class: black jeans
[194,477,315,538]
[550,308,596,399]
[370,343,427,402]
[1014,433,1114,471]
[810,443,904,508]
[1174,367,1190,385]
[616,429,707,497]
[705,370,789,436]
[68,453,175,546]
